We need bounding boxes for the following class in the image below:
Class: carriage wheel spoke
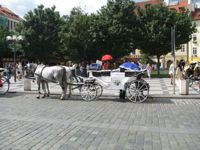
[134,95,137,102]
[80,84,97,101]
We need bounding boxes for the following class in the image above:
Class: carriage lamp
[6,35,23,82]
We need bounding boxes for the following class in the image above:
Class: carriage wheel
[125,80,149,103]
[80,83,97,101]
[94,82,103,99]
[0,77,9,95]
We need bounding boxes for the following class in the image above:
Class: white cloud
[0,0,107,18]
[34,0,107,15]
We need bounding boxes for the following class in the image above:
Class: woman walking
[146,63,152,79]
[175,63,183,89]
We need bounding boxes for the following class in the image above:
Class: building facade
[188,8,200,63]
[0,5,23,30]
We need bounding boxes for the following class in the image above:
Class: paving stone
[0,94,200,150]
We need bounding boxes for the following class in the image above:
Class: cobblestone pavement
[0,93,200,150]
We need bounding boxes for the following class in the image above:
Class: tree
[0,25,14,59]
[140,53,156,65]
[59,7,95,62]
[15,5,64,62]
[89,0,140,61]
[136,3,195,74]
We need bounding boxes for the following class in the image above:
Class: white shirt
[72,64,76,70]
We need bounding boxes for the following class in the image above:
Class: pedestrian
[169,63,174,85]
[18,62,23,79]
[146,63,152,79]
[72,62,78,82]
[6,63,12,84]
[16,65,20,81]
[78,63,83,82]
[79,63,83,76]
[175,63,183,89]
[142,62,147,70]
[103,63,107,70]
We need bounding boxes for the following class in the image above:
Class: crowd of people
[3,60,199,91]
[169,60,200,91]
[4,61,26,84]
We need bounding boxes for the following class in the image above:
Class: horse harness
[34,65,47,81]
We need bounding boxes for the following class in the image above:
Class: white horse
[27,63,72,100]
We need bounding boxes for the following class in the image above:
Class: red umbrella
[101,54,113,61]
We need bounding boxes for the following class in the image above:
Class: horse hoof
[68,95,71,98]
[60,97,65,100]
[37,96,40,99]
[42,96,45,98]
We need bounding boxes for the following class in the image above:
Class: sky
[0,0,200,19]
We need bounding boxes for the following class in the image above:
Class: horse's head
[25,63,38,77]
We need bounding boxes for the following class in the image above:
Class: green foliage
[140,53,156,64]
[89,0,139,60]
[0,25,14,58]
[59,7,92,62]
[136,3,196,74]
[15,5,64,62]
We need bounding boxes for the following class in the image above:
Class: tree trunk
[157,55,160,75]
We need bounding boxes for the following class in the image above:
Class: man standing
[72,62,78,82]
[142,62,147,69]
[79,63,83,76]
[6,63,12,84]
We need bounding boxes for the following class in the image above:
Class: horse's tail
[62,66,66,86]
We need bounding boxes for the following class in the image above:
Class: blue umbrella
[120,62,140,71]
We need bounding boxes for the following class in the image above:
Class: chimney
[188,0,193,5]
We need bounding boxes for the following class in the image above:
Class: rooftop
[0,5,23,21]
[192,8,200,20]
[134,0,164,15]
[168,0,188,12]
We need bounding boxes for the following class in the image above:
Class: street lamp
[6,35,23,82]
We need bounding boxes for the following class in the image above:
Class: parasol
[101,54,113,61]
[120,62,140,71]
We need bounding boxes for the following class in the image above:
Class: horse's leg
[68,73,73,97]
[60,83,66,100]
[41,81,47,98]
[46,82,50,97]
[36,78,41,99]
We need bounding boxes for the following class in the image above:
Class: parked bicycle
[0,69,9,95]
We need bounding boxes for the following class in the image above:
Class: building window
[192,34,197,42]
[14,22,16,28]
[11,21,12,29]
[192,47,197,55]
[181,45,185,52]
